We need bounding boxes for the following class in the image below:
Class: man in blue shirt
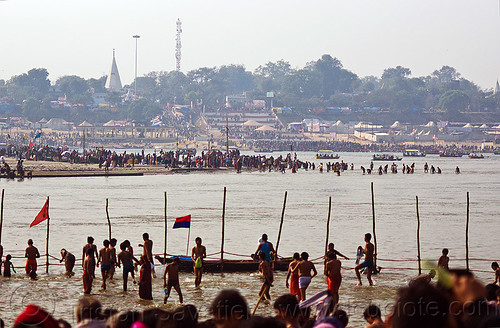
[254,234,275,262]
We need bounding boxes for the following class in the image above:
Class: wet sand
[8,159,229,178]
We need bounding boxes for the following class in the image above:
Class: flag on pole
[30,199,49,227]
[173,215,191,229]
[34,132,42,139]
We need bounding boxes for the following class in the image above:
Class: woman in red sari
[138,255,153,300]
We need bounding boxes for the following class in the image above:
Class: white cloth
[298,276,312,289]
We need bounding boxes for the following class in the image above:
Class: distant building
[495,80,500,95]
[105,49,122,91]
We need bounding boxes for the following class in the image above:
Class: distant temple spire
[105,49,122,91]
[495,80,500,95]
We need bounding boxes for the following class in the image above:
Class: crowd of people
[3,231,500,328]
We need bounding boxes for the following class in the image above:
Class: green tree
[56,75,92,104]
[126,98,162,123]
[88,76,107,93]
[439,90,470,113]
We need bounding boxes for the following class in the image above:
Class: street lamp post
[132,35,140,96]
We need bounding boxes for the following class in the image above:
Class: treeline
[0,54,498,124]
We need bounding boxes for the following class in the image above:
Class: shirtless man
[191,237,206,287]
[60,249,76,276]
[355,233,375,286]
[139,233,155,278]
[325,243,349,260]
[25,239,40,279]
[163,257,183,304]
[82,236,98,278]
[286,252,301,298]
[108,238,117,280]
[117,242,137,291]
[97,240,111,290]
[83,248,94,295]
[325,252,342,307]
[438,248,450,271]
[491,262,500,285]
[258,252,273,301]
[297,252,317,301]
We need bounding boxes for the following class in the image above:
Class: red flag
[30,199,49,227]
[29,142,33,147]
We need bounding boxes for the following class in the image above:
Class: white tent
[78,121,93,127]
[424,121,435,127]
[332,120,344,127]
[480,124,489,129]
[463,123,473,128]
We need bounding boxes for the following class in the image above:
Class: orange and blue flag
[173,215,191,229]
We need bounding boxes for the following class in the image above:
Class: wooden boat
[403,149,426,157]
[439,152,462,157]
[372,154,402,161]
[315,154,340,159]
[254,149,273,153]
[155,255,292,273]
[468,153,484,159]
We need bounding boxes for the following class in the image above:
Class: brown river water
[0,151,499,327]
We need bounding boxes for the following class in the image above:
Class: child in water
[3,254,16,277]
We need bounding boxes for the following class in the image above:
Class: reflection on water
[0,152,499,327]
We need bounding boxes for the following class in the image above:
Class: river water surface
[0,152,499,327]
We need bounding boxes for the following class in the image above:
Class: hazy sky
[1,0,499,89]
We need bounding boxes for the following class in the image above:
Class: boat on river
[403,149,426,157]
[155,255,292,273]
[439,151,463,157]
[372,154,402,161]
[468,153,484,159]
[315,150,340,159]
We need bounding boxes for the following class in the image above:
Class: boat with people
[315,150,340,159]
[372,154,402,161]
[254,149,273,153]
[439,151,463,157]
[155,255,292,273]
[403,149,426,157]
[468,153,485,159]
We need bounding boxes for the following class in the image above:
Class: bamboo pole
[221,187,226,272]
[371,182,377,269]
[324,196,332,255]
[252,285,270,316]
[466,192,470,271]
[0,189,4,245]
[274,191,288,258]
[164,191,167,262]
[46,196,50,274]
[416,196,421,275]
[106,198,111,240]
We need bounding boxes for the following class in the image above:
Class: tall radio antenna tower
[175,18,182,71]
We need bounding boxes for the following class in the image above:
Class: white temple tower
[105,49,122,91]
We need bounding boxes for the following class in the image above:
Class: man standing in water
[163,257,183,304]
[254,234,275,262]
[191,237,206,287]
[297,252,317,301]
[117,242,137,291]
[139,233,155,278]
[258,252,273,301]
[60,249,76,276]
[355,233,375,286]
[438,248,449,271]
[82,237,98,278]
[25,239,40,279]
[325,252,342,307]
[83,248,94,295]
[97,240,111,290]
